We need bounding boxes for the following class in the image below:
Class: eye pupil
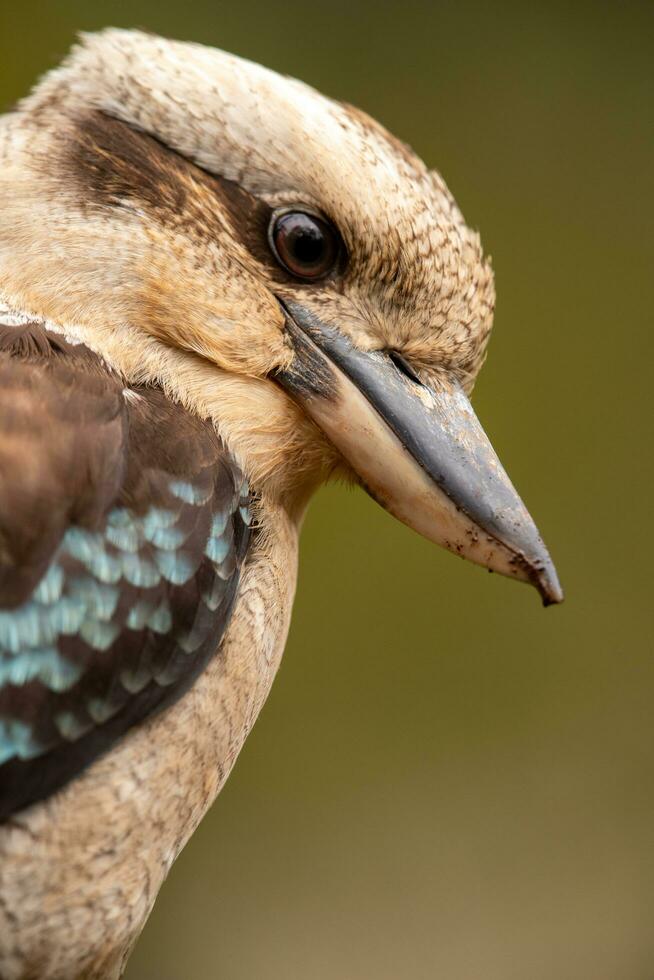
[270,210,339,280]
[288,222,324,263]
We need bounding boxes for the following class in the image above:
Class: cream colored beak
[276,302,563,606]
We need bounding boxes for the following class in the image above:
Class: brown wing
[0,321,251,819]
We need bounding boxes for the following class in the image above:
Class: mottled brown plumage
[0,30,560,978]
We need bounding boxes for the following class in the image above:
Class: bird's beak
[275,301,562,606]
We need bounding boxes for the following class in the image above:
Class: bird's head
[0,29,561,603]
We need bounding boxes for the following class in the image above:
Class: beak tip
[541,590,564,608]
[533,561,564,607]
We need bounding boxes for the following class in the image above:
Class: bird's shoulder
[0,314,252,820]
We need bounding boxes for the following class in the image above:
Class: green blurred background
[2,2,653,977]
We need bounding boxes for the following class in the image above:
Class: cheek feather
[134,249,288,377]
[11,109,290,379]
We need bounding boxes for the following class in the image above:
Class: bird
[0,29,562,979]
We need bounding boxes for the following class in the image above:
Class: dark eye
[268,210,340,280]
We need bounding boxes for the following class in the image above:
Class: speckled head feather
[0,29,494,504]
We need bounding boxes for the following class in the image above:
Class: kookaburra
[0,29,562,979]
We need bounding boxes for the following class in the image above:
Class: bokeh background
[2,2,653,977]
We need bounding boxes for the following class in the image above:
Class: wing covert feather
[0,321,251,819]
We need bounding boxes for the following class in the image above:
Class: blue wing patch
[0,327,253,819]
[0,470,251,788]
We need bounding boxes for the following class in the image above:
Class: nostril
[387,350,423,386]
